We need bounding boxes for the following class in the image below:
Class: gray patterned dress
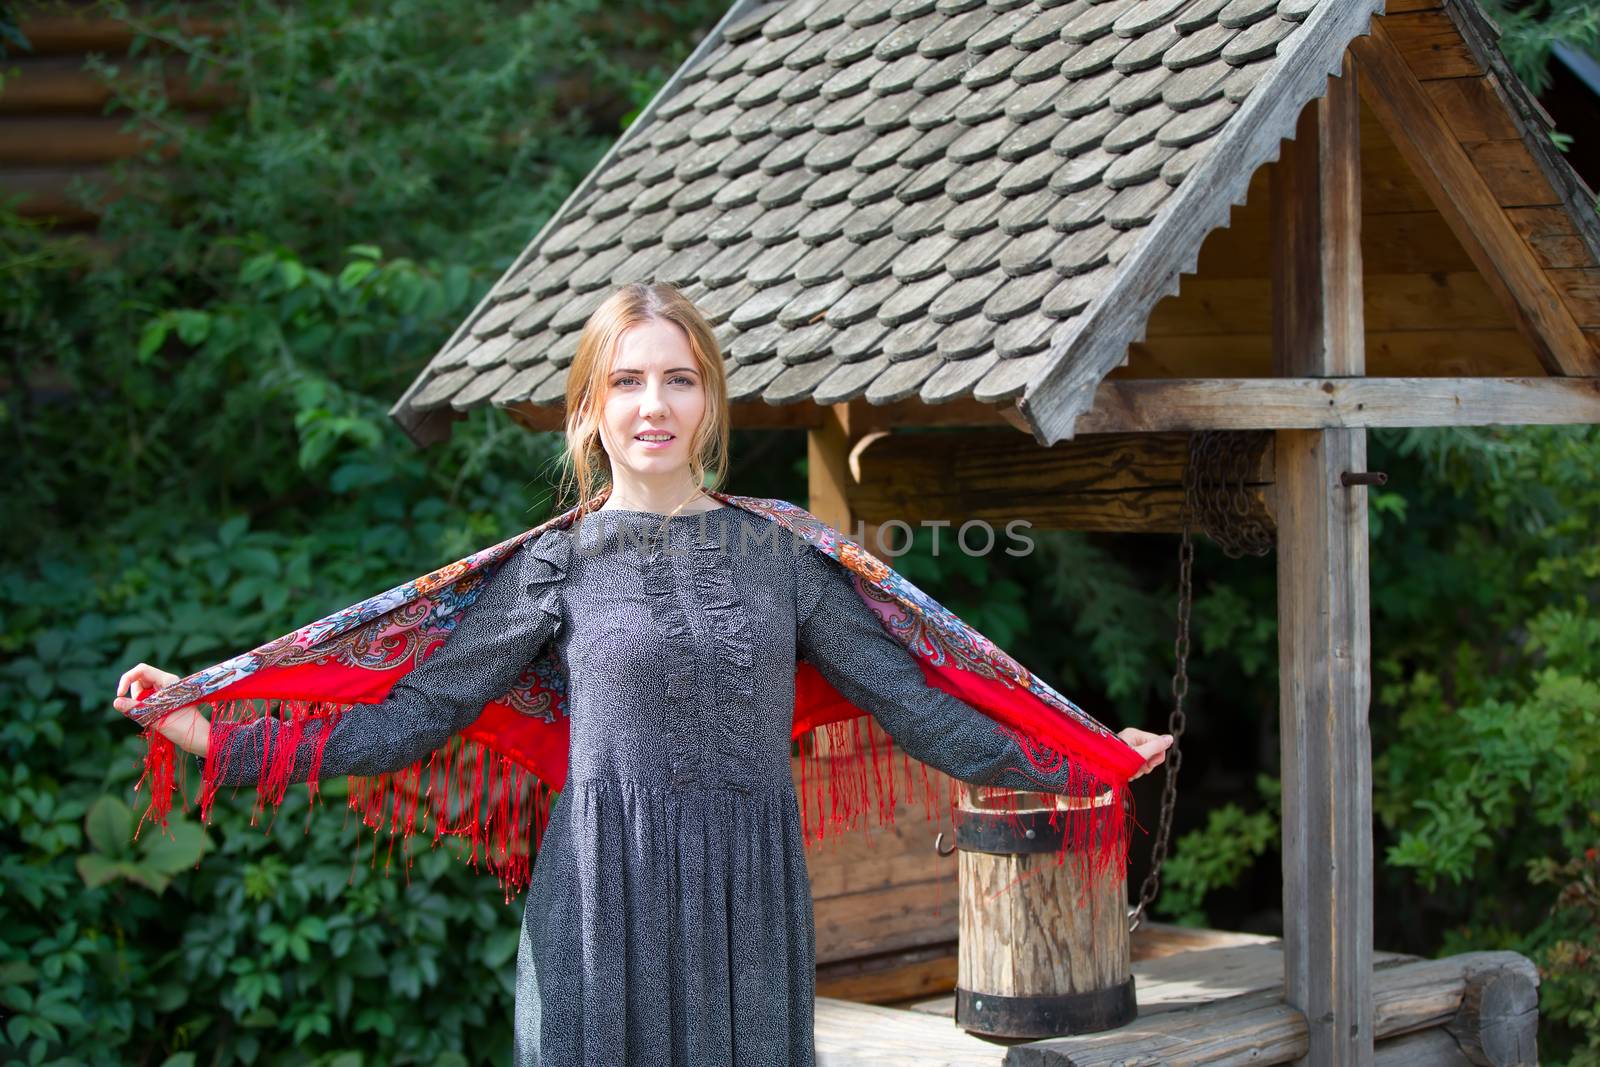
[206,504,1087,1066]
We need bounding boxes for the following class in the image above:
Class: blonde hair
[555,281,731,521]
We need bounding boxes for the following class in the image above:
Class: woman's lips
[635,432,675,451]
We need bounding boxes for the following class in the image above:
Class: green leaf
[337,260,377,290]
[140,819,207,873]
[173,310,212,346]
[120,863,172,895]
[240,252,279,286]
[217,515,249,547]
[75,853,121,888]
[83,795,132,857]
[137,318,171,363]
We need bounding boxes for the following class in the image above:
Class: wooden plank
[1373,1029,1475,1067]
[1129,923,1281,963]
[1126,943,1413,1018]
[0,165,108,222]
[1507,206,1598,270]
[1550,267,1600,326]
[850,430,1274,535]
[1351,17,1600,375]
[0,55,234,113]
[1122,330,1545,379]
[1381,10,1481,79]
[819,942,960,1004]
[1071,377,1600,432]
[1421,75,1520,142]
[816,875,960,963]
[1359,106,1446,216]
[15,9,226,53]
[0,116,191,165]
[814,997,1012,1066]
[1146,273,1516,336]
[1271,61,1373,1067]
[1378,0,1444,11]
[1189,200,1480,277]
[1467,140,1562,207]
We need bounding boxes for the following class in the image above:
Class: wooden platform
[813,928,1538,1066]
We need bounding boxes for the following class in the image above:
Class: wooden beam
[851,430,1274,535]
[1350,18,1600,375]
[1071,376,1600,432]
[817,943,959,1005]
[808,402,859,535]
[1272,61,1374,1067]
[508,377,1600,441]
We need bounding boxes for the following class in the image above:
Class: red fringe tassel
[794,716,1134,904]
[132,701,1133,906]
[134,698,557,904]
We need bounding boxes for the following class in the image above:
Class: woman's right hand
[115,663,210,758]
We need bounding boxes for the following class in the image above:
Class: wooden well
[953,787,1135,1039]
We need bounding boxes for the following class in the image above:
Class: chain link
[1129,431,1274,933]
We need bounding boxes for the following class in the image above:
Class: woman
[115,281,1173,1067]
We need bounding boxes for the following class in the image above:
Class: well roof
[390,0,1595,445]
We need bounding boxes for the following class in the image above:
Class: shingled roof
[388,0,1398,446]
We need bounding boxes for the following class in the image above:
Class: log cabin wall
[1,4,230,229]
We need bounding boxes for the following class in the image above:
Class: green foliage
[1527,849,1600,1062]
[1482,0,1600,96]
[1156,777,1280,928]
[2,0,723,1063]
[76,795,209,895]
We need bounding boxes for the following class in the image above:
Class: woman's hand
[114,663,210,758]
[1117,727,1173,781]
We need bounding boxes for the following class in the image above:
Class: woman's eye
[611,374,695,387]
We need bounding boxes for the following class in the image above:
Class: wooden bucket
[953,787,1136,1038]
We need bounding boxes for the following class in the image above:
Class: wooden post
[808,400,895,562]
[1271,57,1374,1067]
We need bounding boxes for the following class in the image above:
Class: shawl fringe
[135,700,1133,904]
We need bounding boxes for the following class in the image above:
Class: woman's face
[598,319,706,482]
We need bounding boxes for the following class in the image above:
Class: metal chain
[1129,431,1274,933]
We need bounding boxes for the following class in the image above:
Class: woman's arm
[795,546,1165,792]
[204,531,566,786]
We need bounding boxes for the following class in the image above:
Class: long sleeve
[204,529,567,787]
[794,544,1085,794]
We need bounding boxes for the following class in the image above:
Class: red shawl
[123,491,1146,900]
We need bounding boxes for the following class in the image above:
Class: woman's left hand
[1117,727,1174,781]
